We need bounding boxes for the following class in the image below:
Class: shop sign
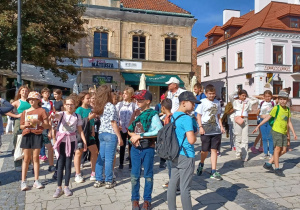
[93,75,113,84]
[83,58,119,69]
[120,61,142,70]
[264,65,291,72]
[56,58,81,67]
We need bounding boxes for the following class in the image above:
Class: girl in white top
[115,87,137,169]
[233,90,258,161]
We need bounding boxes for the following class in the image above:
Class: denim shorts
[272,130,287,148]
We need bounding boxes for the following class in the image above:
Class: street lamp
[16,0,22,90]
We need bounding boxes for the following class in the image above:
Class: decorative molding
[88,26,114,34]
[259,32,300,39]
[271,39,288,43]
[161,32,182,39]
[128,29,151,37]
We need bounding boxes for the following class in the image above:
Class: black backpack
[156,114,188,161]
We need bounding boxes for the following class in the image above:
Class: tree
[0,0,88,81]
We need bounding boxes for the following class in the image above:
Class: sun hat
[26,91,41,102]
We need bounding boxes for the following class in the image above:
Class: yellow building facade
[71,0,196,104]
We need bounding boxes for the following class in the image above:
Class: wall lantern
[267,73,273,78]
[246,73,252,79]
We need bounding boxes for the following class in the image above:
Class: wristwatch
[140,133,144,139]
[39,121,43,126]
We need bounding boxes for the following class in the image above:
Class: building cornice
[198,30,300,58]
[83,7,195,28]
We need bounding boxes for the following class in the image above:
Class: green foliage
[0,0,88,81]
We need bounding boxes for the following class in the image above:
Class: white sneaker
[21,181,28,191]
[75,174,84,183]
[90,175,96,181]
[33,180,44,189]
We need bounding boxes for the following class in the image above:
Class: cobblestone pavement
[1,119,300,210]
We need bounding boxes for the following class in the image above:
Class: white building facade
[197,0,300,111]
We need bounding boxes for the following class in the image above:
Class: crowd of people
[0,77,297,210]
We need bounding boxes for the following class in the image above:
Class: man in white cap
[166,77,186,113]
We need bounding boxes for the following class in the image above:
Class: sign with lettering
[120,61,142,70]
[93,75,113,84]
[264,65,291,72]
[83,58,119,69]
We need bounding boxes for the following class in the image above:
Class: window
[221,87,226,102]
[209,37,214,46]
[94,32,108,57]
[237,84,243,91]
[205,62,210,76]
[165,38,177,61]
[237,52,243,68]
[293,82,300,98]
[273,46,283,64]
[293,47,300,73]
[132,35,146,59]
[221,57,226,72]
[225,29,231,39]
[273,81,283,95]
[291,18,299,28]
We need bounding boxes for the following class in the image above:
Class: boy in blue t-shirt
[167,91,200,210]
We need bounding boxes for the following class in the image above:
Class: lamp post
[16,0,22,91]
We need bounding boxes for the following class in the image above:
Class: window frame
[225,29,231,39]
[205,62,210,76]
[221,57,226,73]
[273,81,283,95]
[132,35,146,60]
[293,81,300,98]
[237,52,243,69]
[273,45,283,65]
[293,47,300,73]
[208,37,214,46]
[93,32,108,58]
[290,17,299,28]
[164,38,177,62]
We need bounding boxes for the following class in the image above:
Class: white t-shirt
[195,98,222,135]
[167,88,186,113]
[258,100,276,115]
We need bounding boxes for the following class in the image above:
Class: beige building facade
[70,0,196,104]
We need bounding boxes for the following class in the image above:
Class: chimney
[223,10,240,24]
[254,0,300,14]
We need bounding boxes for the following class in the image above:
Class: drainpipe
[119,20,122,90]
[226,41,229,103]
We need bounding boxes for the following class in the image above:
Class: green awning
[121,73,184,87]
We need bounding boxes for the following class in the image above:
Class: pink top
[56,111,82,142]
[53,111,83,158]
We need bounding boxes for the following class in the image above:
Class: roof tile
[120,0,190,14]
[198,2,300,53]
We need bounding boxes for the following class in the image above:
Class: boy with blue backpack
[165,91,199,210]
[253,90,297,177]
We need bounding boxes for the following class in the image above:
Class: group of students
[0,76,297,210]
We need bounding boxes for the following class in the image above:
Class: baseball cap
[26,91,41,102]
[165,77,180,85]
[278,90,289,98]
[179,91,201,104]
[133,90,152,101]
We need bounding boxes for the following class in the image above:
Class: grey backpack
[156,114,188,161]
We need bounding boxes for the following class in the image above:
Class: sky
[169,0,254,45]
